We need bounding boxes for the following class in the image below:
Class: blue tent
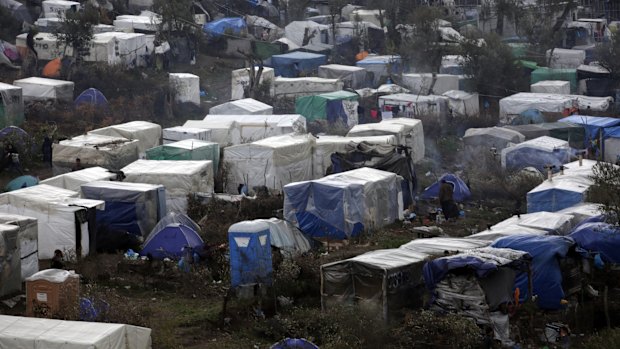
[502,137,575,173]
[491,235,574,310]
[569,222,620,264]
[511,109,545,125]
[202,17,247,38]
[526,175,591,213]
[228,221,273,287]
[559,115,620,156]
[5,175,38,192]
[74,88,109,109]
[141,223,203,260]
[420,173,471,202]
[269,51,327,77]
[271,338,319,349]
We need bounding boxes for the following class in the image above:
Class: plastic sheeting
[421,173,471,202]
[501,136,574,173]
[0,315,152,349]
[557,203,604,226]
[13,77,74,102]
[141,223,203,260]
[356,55,402,87]
[491,211,575,236]
[231,67,275,100]
[531,80,571,94]
[87,32,149,68]
[467,225,548,241]
[203,17,247,37]
[295,90,359,127]
[499,93,576,124]
[378,93,449,121]
[223,134,315,193]
[270,51,327,78]
[121,160,214,213]
[251,218,311,257]
[228,221,272,287]
[162,126,212,144]
[505,122,586,149]
[441,90,479,118]
[401,74,460,95]
[347,118,425,163]
[52,134,140,175]
[284,167,403,239]
[318,64,368,89]
[284,21,329,47]
[42,0,79,18]
[570,222,620,264]
[204,114,306,144]
[527,174,593,213]
[272,77,343,98]
[169,73,199,105]
[0,82,24,128]
[146,139,220,173]
[89,121,162,156]
[41,166,117,192]
[209,98,273,115]
[0,214,38,280]
[183,119,241,147]
[0,223,20,297]
[463,127,525,155]
[531,68,577,93]
[560,115,620,159]
[15,32,69,61]
[604,126,620,163]
[546,48,586,69]
[492,235,574,309]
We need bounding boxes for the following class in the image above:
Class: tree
[595,31,620,80]
[399,6,449,74]
[55,5,99,66]
[237,49,264,100]
[152,0,195,42]
[328,0,347,63]
[588,162,620,225]
[494,0,523,36]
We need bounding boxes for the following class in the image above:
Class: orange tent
[355,50,369,62]
[42,58,61,78]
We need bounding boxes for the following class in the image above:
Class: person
[438,179,458,220]
[4,143,23,175]
[51,249,64,269]
[71,158,83,172]
[42,135,53,168]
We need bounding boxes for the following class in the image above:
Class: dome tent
[421,173,471,202]
[141,223,203,260]
[74,88,109,109]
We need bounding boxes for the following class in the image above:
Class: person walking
[438,179,457,220]
[4,143,23,175]
[42,135,53,168]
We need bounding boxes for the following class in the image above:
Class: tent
[145,139,220,173]
[0,214,38,280]
[347,118,425,163]
[0,315,151,349]
[530,80,571,94]
[204,114,306,144]
[183,119,241,147]
[42,0,80,18]
[0,223,20,297]
[15,33,68,60]
[294,42,333,56]
[376,84,410,95]
[203,17,247,38]
[0,82,24,128]
[527,174,593,213]
[557,203,604,226]
[13,77,74,102]
[531,68,578,93]
[491,235,574,309]
[121,159,214,213]
[559,115,620,160]
[318,64,369,89]
[40,166,118,193]
[546,48,586,69]
[401,74,460,95]
[89,121,162,157]
[74,88,109,109]
[0,184,104,259]
[42,58,62,78]
[86,32,150,67]
[209,98,273,115]
[230,66,275,100]
[510,109,546,125]
[463,127,525,157]
[498,93,576,125]
[228,221,273,287]
[283,167,403,239]
[500,136,574,173]
[141,223,203,260]
[421,173,471,202]
[400,237,491,255]
[569,222,620,264]
[81,181,166,238]
[223,134,315,193]
[52,134,140,175]
[356,55,402,87]
[603,126,620,163]
[5,175,38,192]
[335,21,385,53]
[270,51,327,78]
[114,11,161,32]
[284,21,330,47]
[0,0,32,23]
[295,90,359,127]
[491,211,575,236]
[378,93,449,121]
[169,73,199,105]
[271,338,319,349]
[442,90,479,118]
[246,218,311,257]
[505,122,585,149]
[273,77,343,99]
[440,55,465,75]
[163,126,212,144]
[467,225,548,242]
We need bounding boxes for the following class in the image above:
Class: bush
[392,310,483,348]
[582,328,620,349]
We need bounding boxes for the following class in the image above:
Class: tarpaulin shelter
[230,66,275,100]
[0,214,38,280]
[501,136,574,173]
[0,82,23,128]
[531,68,578,93]
[89,121,162,157]
[228,221,272,287]
[113,13,160,33]
[203,17,247,38]
[559,115,620,161]
[273,77,343,99]
[467,225,548,242]
[81,181,166,238]
[546,48,586,69]
[463,127,525,157]
[318,64,369,89]
[209,98,273,115]
[223,134,314,193]
[42,58,62,78]
[557,203,604,226]
[86,32,150,67]
[377,93,449,122]
[183,119,241,147]
[530,80,571,94]
[270,51,327,77]
[356,55,402,87]
[335,21,385,53]
[442,90,479,118]
[603,126,620,162]
[5,175,38,192]
[511,109,546,125]
[295,90,359,127]
[204,114,306,144]
[169,73,200,105]
[13,77,74,102]
[491,211,575,236]
[15,33,68,61]
[141,223,202,260]
[569,222,620,264]
[440,55,465,75]
[237,218,311,258]
[347,118,425,163]
[421,173,471,202]
[492,235,574,309]
[527,174,593,213]
[505,122,585,149]
[284,21,330,47]
[402,74,460,96]
[162,126,211,144]
[74,88,109,109]
[498,93,576,125]
[40,166,117,193]
[0,223,20,297]
[271,338,319,349]
[284,167,403,239]
[145,139,220,173]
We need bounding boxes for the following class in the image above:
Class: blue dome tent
[5,175,38,192]
[271,338,319,349]
[421,173,471,202]
[141,223,203,260]
[74,88,109,109]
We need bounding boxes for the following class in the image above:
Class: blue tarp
[202,17,247,37]
[423,255,506,290]
[569,222,620,264]
[269,51,327,77]
[5,175,38,192]
[503,145,574,173]
[420,173,471,202]
[74,88,109,109]
[511,109,545,125]
[96,201,141,236]
[491,235,574,310]
[228,222,273,287]
[141,224,203,260]
[271,338,319,349]
[603,125,620,139]
[526,176,591,213]
[559,115,620,148]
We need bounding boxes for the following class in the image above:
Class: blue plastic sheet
[560,115,620,148]
[569,222,620,264]
[269,51,327,77]
[141,224,203,260]
[423,255,503,290]
[421,173,471,202]
[202,17,247,37]
[96,201,141,236]
[504,147,574,173]
[228,228,272,287]
[271,338,319,349]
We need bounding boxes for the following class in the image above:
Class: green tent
[295,90,359,123]
[518,60,539,70]
[145,139,220,173]
[531,67,578,93]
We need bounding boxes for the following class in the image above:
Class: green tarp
[295,90,359,122]
[518,60,539,70]
[531,67,578,93]
[145,140,220,173]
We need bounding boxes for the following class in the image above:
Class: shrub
[582,328,620,349]
[392,310,483,348]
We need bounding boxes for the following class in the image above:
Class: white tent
[15,32,70,60]
[41,166,118,192]
[573,95,613,112]
[42,0,79,18]
[13,77,74,102]
[463,127,525,155]
[401,73,460,95]
[0,315,151,349]
[500,136,572,172]
[318,64,368,89]
[378,93,449,121]
[557,203,604,225]
[347,118,425,163]
[0,214,38,280]
[546,48,586,69]
[183,119,241,147]
[89,121,162,156]
[52,134,140,175]
[272,77,343,98]
[83,32,118,65]
[526,174,592,213]
[90,32,149,67]
[530,80,571,94]
[284,20,330,46]
[223,134,315,193]
[121,159,214,213]
[204,114,306,143]
[0,223,20,297]
[442,90,479,118]
[169,73,200,105]
[0,82,23,127]
[466,225,548,241]
[209,98,273,115]
[399,237,491,255]
[491,211,576,235]
[230,66,275,100]
[349,9,383,27]
[114,13,161,32]
[163,126,212,144]
[498,93,576,124]
[355,55,401,87]
[0,185,104,259]
[313,135,397,179]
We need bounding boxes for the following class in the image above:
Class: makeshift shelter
[74,88,109,109]
[0,184,104,259]
[400,237,491,255]
[318,64,369,89]
[40,166,118,192]
[557,203,604,225]
[570,222,620,264]
[546,48,586,69]
[269,51,327,77]
[204,114,306,143]
[603,126,620,162]
[228,221,273,287]
[442,90,479,118]
[248,218,312,257]
[42,0,80,18]
[183,119,241,147]
[527,174,593,213]
[0,315,151,348]
[294,42,333,56]
[113,13,160,32]
[378,94,449,122]
[81,181,165,238]
[245,15,282,41]
[82,33,121,65]
[209,98,273,115]
[283,167,403,239]
[356,55,402,87]
[335,21,385,53]
[0,82,24,128]
[491,211,575,236]
[0,223,20,297]
[0,0,32,23]
[501,136,574,173]
[223,134,314,193]
[421,173,471,202]
[0,214,38,280]
[467,225,549,242]
[13,77,74,102]
[531,68,578,93]
[203,17,247,38]
[52,134,140,175]
[5,175,38,192]
[271,338,319,349]
[141,223,203,260]
[272,77,343,98]
[505,122,586,149]
[463,127,525,158]
[15,32,68,60]
[230,66,275,100]
[145,139,220,173]
[349,9,383,27]
[169,73,199,105]
[401,74,460,95]
[559,115,620,160]
[376,84,409,95]
[121,159,214,213]
[89,121,162,157]
[499,93,576,125]
[531,80,571,94]
[510,109,546,125]
[284,21,330,47]
[295,91,359,127]
[162,126,211,144]
[87,32,149,68]
[347,118,425,163]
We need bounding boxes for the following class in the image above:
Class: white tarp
[313,135,397,179]
[52,134,140,175]
[114,12,161,32]
[378,93,449,121]
[209,98,273,115]
[349,9,383,27]
[0,223,20,297]
[318,64,368,89]
[284,20,330,46]
[0,214,38,280]
[574,95,613,112]
[15,32,69,60]
[546,48,586,69]
[0,315,152,349]
[89,121,162,156]
[121,159,214,213]
[442,90,479,118]
[531,80,571,95]
[42,0,79,18]
[272,77,343,98]
[83,32,117,64]
[231,67,275,100]
[41,166,117,192]
[246,218,311,257]
[90,32,149,68]
[491,211,575,236]
[163,126,211,144]
[204,114,306,143]
[498,93,576,124]
[401,74,460,95]
[467,225,549,241]
[223,134,315,193]
[0,82,23,126]
[463,127,525,153]
[347,118,425,163]
[183,119,241,147]
[169,73,200,105]
[500,136,571,169]
[13,77,74,102]
[399,237,491,255]
[557,202,604,226]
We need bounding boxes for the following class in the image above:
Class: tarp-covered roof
[570,222,620,264]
